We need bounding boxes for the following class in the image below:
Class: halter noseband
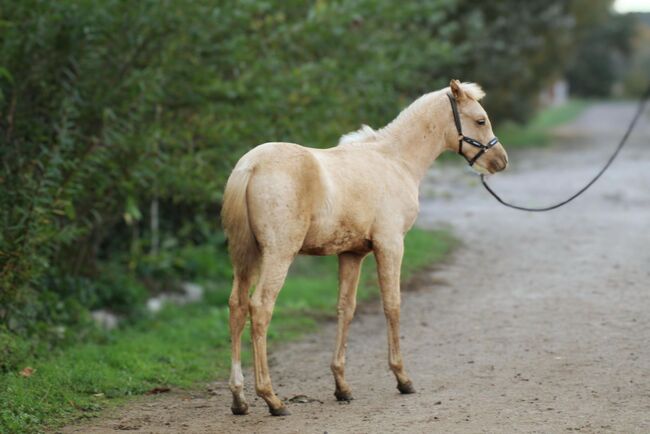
[446,92,499,167]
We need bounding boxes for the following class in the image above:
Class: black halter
[446,93,499,167]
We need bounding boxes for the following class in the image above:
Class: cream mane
[455,82,485,101]
[337,124,378,146]
[338,82,484,146]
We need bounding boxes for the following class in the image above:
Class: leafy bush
[567,10,635,96]
[0,326,31,372]
[0,0,623,365]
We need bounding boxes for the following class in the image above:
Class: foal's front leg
[331,252,365,401]
[374,236,415,394]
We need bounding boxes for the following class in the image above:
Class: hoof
[397,381,416,394]
[231,403,249,415]
[269,406,291,417]
[334,389,353,402]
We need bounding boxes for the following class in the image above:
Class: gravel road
[60,102,650,433]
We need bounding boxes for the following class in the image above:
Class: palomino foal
[221,80,508,416]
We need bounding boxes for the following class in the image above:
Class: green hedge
[0,1,617,357]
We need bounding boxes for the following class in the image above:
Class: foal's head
[446,79,508,174]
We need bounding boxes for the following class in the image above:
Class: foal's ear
[450,79,466,100]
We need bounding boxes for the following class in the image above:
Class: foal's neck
[378,92,450,183]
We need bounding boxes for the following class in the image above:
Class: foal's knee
[337,303,356,323]
[382,303,400,319]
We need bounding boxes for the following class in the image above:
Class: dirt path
[61,102,650,434]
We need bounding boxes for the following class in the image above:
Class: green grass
[0,228,454,433]
[497,100,588,148]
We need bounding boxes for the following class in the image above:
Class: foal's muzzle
[487,154,508,173]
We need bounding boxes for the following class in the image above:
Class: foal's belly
[299,227,373,256]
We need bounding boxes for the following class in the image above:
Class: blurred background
[0,1,649,431]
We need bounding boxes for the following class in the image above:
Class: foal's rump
[222,142,328,264]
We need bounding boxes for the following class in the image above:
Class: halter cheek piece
[446,93,499,167]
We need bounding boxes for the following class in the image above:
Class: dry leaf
[20,367,35,377]
[146,387,171,395]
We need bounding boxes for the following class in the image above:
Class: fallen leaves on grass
[20,367,35,377]
[146,387,171,395]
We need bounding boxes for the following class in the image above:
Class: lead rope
[480,87,650,212]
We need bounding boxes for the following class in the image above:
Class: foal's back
[240,141,416,256]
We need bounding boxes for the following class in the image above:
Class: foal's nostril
[497,155,508,171]
[489,156,508,173]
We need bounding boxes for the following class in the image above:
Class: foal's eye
[477,119,486,126]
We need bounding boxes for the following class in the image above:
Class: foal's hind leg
[250,253,293,416]
[374,236,415,394]
[229,273,252,415]
[331,252,365,401]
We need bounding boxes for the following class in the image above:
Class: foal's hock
[221,79,508,416]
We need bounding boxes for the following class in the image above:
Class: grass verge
[0,228,455,433]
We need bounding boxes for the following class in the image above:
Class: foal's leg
[331,252,365,401]
[374,236,415,394]
[249,254,293,416]
[229,273,252,415]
